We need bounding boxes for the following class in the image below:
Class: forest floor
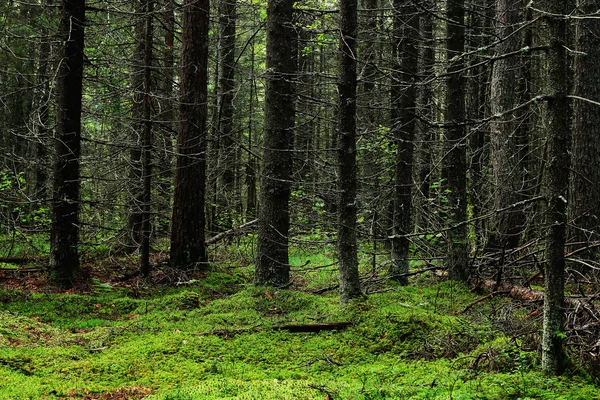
[1,240,600,399]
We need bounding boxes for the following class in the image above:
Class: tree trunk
[170,0,210,269]
[215,0,237,230]
[126,0,147,252]
[337,0,361,302]
[255,0,296,287]
[50,0,86,288]
[389,0,419,285]
[489,0,526,250]
[537,0,569,375]
[443,0,469,281]
[140,0,154,276]
[569,0,600,259]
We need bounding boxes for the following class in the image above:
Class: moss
[1,275,599,399]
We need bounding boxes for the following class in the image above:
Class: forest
[1,0,600,398]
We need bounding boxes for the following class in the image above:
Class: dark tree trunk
[216,0,237,230]
[443,0,469,281]
[390,0,419,285]
[337,0,361,302]
[414,0,435,231]
[170,0,209,269]
[538,0,569,375]
[245,30,258,220]
[50,0,86,288]
[489,0,526,250]
[255,0,296,287]
[569,0,600,257]
[140,0,154,276]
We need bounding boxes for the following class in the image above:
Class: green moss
[0,270,599,399]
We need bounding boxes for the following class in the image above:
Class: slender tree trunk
[414,0,435,231]
[390,0,419,284]
[537,0,569,375]
[50,0,86,287]
[255,0,296,287]
[216,0,237,230]
[126,0,146,252]
[140,0,154,276]
[443,0,469,281]
[337,0,361,302]
[245,30,257,219]
[569,0,600,257]
[170,0,210,269]
[33,0,53,202]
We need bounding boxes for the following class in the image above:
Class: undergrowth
[0,242,599,399]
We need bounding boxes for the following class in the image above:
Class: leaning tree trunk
[538,0,569,375]
[170,0,210,269]
[389,0,419,285]
[50,0,86,288]
[337,0,362,302]
[443,0,469,281]
[255,0,297,287]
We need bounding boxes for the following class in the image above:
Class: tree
[389,0,419,285]
[170,0,210,269]
[489,0,526,251]
[140,0,154,276]
[337,0,362,302]
[443,0,469,281]
[255,0,296,287]
[537,0,569,375]
[50,0,86,287]
[214,0,237,231]
[569,0,600,257]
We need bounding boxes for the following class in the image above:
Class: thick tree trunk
[538,0,569,375]
[389,0,419,285]
[337,0,361,302]
[569,0,600,258]
[170,0,210,269]
[255,0,296,287]
[50,0,86,288]
[443,0,469,281]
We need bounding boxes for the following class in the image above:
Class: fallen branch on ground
[198,322,352,338]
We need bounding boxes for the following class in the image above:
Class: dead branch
[198,322,352,338]
[205,219,258,245]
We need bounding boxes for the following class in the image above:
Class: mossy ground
[0,242,599,399]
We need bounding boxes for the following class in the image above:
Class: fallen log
[199,322,352,338]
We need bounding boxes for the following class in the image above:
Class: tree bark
[337,0,362,302]
[489,0,526,250]
[215,0,237,230]
[390,0,419,285]
[537,0,569,375]
[255,0,296,287]
[170,0,210,269]
[50,0,86,288]
[443,0,469,281]
[140,0,154,276]
[569,0,600,259]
